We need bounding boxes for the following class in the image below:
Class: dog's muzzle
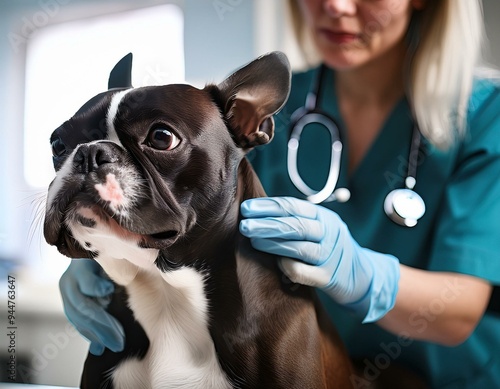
[44,141,182,258]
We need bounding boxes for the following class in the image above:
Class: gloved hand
[239,197,400,323]
[59,259,125,355]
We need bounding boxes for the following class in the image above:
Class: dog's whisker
[17,190,47,209]
[27,192,49,251]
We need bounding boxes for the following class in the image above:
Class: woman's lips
[319,28,360,44]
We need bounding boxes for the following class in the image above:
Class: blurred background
[0,0,499,386]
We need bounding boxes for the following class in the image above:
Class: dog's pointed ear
[216,51,291,149]
[108,53,133,89]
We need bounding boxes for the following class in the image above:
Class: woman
[60,0,500,387]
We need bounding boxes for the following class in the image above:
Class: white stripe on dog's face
[46,151,76,209]
[106,89,132,147]
[47,88,132,212]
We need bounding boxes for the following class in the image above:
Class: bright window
[24,4,185,188]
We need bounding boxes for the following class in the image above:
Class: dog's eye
[147,127,181,151]
[51,138,66,157]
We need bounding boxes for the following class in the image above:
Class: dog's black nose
[73,143,119,174]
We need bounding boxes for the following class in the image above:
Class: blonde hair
[288,0,486,149]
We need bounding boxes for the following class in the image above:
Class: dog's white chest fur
[69,216,232,389]
[110,267,232,389]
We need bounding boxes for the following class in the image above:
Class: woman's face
[298,0,419,70]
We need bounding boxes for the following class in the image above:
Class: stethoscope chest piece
[384,188,425,227]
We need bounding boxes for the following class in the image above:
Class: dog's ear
[108,53,133,89]
[216,51,291,149]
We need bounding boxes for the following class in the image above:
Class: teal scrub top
[248,67,500,388]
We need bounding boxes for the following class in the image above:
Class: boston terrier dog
[43,52,354,389]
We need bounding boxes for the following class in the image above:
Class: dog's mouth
[45,194,182,258]
[142,229,179,249]
[74,209,180,248]
[81,205,181,249]
[149,230,178,241]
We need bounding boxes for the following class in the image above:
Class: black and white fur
[44,52,354,389]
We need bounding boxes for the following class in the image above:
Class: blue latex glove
[239,197,400,323]
[59,259,125,355]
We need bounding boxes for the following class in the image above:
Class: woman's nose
[323,0,356,18]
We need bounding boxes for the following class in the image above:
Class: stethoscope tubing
[286,64,426,226]
[287,112,343,204]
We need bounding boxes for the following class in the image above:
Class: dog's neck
[237,157,267,201]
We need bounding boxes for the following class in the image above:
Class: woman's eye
[147,127,181,151]
[51,138,66,157]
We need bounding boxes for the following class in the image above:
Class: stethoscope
[287,64,426,227]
